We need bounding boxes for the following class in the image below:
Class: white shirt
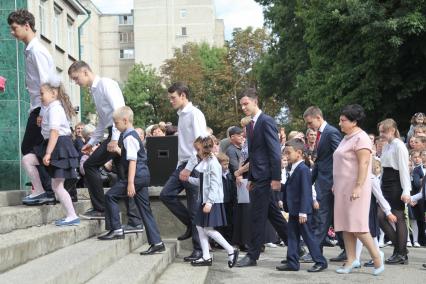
[251,110,262,128]
[123,130,140,161]
[25,37,55,112]
[380,138,411,196]
[177,102,207,171]
[371,174,392,216]
[88,76,125,145]
[41,100,71,139]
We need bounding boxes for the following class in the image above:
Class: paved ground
[204,245,426,284]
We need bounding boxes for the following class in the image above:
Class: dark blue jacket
[412,165,425,193]
[246,112,281,182]
[311,123,342,199]
[283,162,313,216]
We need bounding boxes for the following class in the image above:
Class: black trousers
[247,179,288,261]
[159,163,201,251]
[105,180,161,245]
[287,215,327,270]
[21,107,53,195]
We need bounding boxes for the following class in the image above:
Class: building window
[119,15,133,25]
[180,9,187,18]
[54,7,63,46]
[119,32,134,43]
[67,18,74,55]
[181,27,187,36]
[120,49,134,59]
[39,0,47,35]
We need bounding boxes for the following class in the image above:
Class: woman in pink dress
[333,104,384,276]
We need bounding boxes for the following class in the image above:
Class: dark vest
[118,130,150,181]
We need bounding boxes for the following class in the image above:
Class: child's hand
[386,213,397,223]
[410,200,418,207]
[203,202,212,214]
[313,200,320,210]
[36,116,42,127]
[43,153,51,166]
[127,183,136,198]
[299,215,307,224]
[236,175,243,186]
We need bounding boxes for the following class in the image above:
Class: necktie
[249,120,255,139]
[315,130,321,149]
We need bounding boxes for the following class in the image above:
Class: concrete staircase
[0,189,209,284]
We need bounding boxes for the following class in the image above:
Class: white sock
[379,229,385,244]
[411,220,419,243]
[22,154,45,196]
[52,178,77,221]
[196,226,211,260]
[204,227,234,261]
[356,239,363,262]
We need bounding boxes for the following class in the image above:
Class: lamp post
[233,67,252,116]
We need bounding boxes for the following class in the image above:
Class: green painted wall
[0,0,29,190]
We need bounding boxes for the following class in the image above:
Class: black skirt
[33,136,79,179]
[381,167,404,210]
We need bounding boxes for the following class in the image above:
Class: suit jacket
[247,112,281,182]
[412,165,425,192]
[311,123,342,198]
[283,162,313,216]
[222,172,237,204]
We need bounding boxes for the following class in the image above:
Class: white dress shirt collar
[251,110,262,127]
[290,159,304,175]
[318,121,328,133]
[178,102,194,115]
[25,37,38,51]
[91,75,101,90]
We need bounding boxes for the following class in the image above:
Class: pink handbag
[0,76,6,92]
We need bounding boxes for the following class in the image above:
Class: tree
[123,64,171,127]
[255,0,426,132]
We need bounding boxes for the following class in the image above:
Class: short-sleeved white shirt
[41,100,71,139]
[123,133,140,161]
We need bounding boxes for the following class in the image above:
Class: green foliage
[122,64,170,128]
[255,0,426,132]
[80,88,96,124]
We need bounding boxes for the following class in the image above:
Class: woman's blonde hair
[378,118,400,138]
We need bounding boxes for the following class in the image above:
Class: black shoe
[177,226,192,241]
[98,230,124,240]
[422,263,426,269]
[80,209,105,220]
[281,259,287,264]
[235,255,257,267]
[307,263,327,272]
[140,243,165,255]
[183,251,203,262]
[276,264,298,271]
[363,259,374,267]
[228,249,239,268]
[191,258,212,266]
[385,254,408,265]
[330,250,347,262]
[300,253,313,263]
[239,245,249,252]
[123,224,144,234]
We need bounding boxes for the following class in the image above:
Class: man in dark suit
[236,88,288,267]
[303,106,344,261]
[276,139,327,272]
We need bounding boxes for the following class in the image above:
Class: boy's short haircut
[8,9,36,32]
[285,138,305,152]
[415,135,426,144]
[414,124,426,132]
[303,106,323,118]
[410,150,421,156]
[216,152,229,163]
[113,106,134,123]
[168,82,190,100]
[68,60,92,75]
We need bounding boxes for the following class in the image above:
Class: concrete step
[156,255,209,284]
[86,239,179,284]
[0,220,104,273]
[0,200,92,234]
[0,233,144,284]
[0,190,27,207]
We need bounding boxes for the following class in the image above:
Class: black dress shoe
[330,250,347,262]
[183,251,203,262]
[228,249,239,268]
[281,259,287,264]
[422,263,426,269]
[235,255,257,267]
[98,230,124,240]
[276,264,298,271]
[140,243,165,255]
[385,254,408,265]
[177,226,192,241]
[191,258,212,266]
[307,263,327,272]
[300,253,313,263]
[363,259,374,267]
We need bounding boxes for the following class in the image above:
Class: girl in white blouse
[377,119,411,265]
[22,75,80,226]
